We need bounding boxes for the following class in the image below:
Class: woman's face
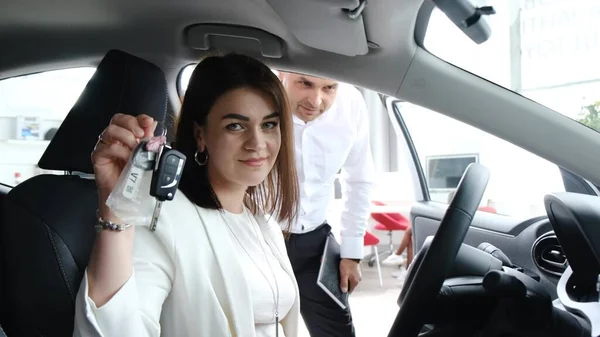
[196,87,281,189]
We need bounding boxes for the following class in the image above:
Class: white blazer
[73,192,302,337]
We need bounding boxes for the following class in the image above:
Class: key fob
[150,145,186,202]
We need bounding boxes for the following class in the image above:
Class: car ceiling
[3,0,600,189]
[0,0,419,95]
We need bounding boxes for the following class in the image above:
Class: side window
[178,64,195,98]
[427,154,478,193]
[0,68,96,186]
[396,101,565,218]
[177,64,281,99]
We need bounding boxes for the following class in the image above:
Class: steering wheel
[388,163,490,337]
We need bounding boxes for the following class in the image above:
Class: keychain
[105,126,186,232]
[148,141,186,232]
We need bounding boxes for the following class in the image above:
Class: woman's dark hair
[174,53,299,228]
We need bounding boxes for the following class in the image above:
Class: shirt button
[301,225,305,230]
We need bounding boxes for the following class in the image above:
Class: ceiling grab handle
[343,0,367,20]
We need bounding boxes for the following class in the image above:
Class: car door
[386,98,576,298]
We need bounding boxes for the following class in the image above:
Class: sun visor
[266,0,369,56]
[187,24,285,59]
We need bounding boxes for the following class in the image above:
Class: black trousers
[285,224,356,337]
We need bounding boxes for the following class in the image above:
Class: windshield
[424,0,600,133]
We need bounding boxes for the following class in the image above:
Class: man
[278,72,375,336]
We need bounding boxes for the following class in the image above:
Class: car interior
[1,50,169,337]
[1,0,599,336]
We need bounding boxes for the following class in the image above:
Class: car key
[149,144,186,231]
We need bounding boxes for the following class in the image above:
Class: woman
[74,53,301,337]
[382,226,413,269]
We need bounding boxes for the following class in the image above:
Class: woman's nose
[245,129,267,151]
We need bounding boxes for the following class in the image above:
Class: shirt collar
[292,114,305,125]
[292,112,326,126]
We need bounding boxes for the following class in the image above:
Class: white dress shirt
[285,84,376,259]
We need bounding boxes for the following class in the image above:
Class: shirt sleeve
[339,90,376,259]
[73,227,175,337]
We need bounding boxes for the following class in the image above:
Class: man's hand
[339,258,362,293]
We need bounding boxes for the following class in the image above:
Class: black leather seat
[0,49,168,337]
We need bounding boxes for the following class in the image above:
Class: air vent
[532,234,568,276]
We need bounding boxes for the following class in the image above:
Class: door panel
[411,201,559,298]
[0,183,10,229]
[410,201,550,236]
[0,183,9,327]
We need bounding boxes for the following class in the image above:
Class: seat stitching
[44,224,75,302]
[7,180,83,275]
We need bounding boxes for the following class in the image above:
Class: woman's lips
[240,157,267,167]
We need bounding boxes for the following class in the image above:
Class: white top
[222,208,296,337]
[73,193,302,337]
[287,83,376,259]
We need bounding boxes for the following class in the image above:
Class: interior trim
[413,0,435,46]
[411,201,549,237]
[531,233,567,277]
[265,0,369,56]
[391,100,430,200]
[399,47,600,187]
[186,24,285,58]
[556,267,600,336]
[560,168,600,196]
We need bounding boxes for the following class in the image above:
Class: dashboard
[409,191,600,335]
[412,201,561,298]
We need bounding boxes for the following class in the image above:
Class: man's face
[279,72,339,123]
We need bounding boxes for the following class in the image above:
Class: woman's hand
[92,113,157,212]
[87,113,157,306]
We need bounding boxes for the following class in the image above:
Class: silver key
[149,200,163,232]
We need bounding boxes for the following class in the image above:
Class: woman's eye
[263,121,278,129]
[226,123,244,131]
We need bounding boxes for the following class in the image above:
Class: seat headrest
[38,49,168,174]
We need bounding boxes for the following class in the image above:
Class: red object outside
[363,231,380,246]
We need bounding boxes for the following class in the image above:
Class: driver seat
[0,49,168,337]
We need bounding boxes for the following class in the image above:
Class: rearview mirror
[432,0,495,44]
